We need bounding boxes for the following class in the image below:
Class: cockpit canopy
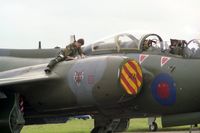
[91,33,139,52]
[83,32,200,59]
[84,33,164,54]
[184,39,200,58]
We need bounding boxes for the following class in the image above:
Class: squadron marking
[139,54,149,64]
[161,57,171,67]
[120,60,143,95]
[87,75,95,85]
[74,71,84,86]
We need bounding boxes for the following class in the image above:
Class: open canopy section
[184,39,200,58]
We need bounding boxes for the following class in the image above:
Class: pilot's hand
[81,55,86,58]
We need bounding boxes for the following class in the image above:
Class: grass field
[21,118,190,133]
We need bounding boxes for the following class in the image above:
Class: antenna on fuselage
[38,41,42,49]
[70,35,76,43]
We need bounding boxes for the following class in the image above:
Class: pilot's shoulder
[65,43,73,49]
[69,43,75,48]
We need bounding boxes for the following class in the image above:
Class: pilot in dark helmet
[142,39,156,51]
[45,38,85,73]
[169,39,186,55]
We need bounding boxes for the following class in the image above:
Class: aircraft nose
[120,59,143,95]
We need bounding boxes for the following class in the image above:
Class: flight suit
[142,40,152,51]
[46,43,83,72]
[62,43,83,58]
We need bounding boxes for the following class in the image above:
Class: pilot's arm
[64,47,81,60]
[78,48,85,58]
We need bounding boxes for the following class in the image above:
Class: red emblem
[74,71,84,86]
[161,57,171,67]
[139,54,149,64]
[156,82,170,99]
[88,75,95,84]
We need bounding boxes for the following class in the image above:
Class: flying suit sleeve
[63,46,73,58]
[78,48,83,55]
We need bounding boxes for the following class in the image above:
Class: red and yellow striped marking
[120,60,143,95]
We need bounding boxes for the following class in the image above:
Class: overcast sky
[0,0,200,49]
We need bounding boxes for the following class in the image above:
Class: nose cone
[120,60,143,95]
